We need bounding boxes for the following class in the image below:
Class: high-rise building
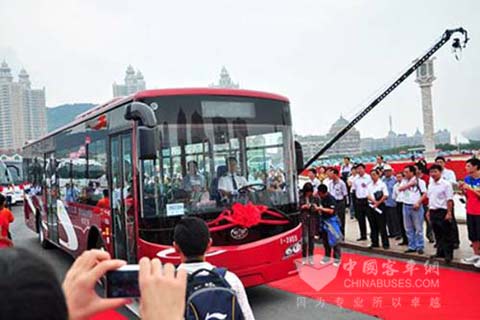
[209,67,239,89]
[112,65,146,97]
[0,61,47,151]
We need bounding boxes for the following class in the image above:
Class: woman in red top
[0,214,12,248]
[0,194,14,241]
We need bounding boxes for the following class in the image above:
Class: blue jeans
[403,204,425,250]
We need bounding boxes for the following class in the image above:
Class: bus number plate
[280,235,298,245]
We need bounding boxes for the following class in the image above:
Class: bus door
[45,153,59,244]
[109,132,136,262]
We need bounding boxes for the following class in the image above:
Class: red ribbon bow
[207,202,289,232]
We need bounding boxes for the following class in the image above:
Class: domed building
[325,116,361,155]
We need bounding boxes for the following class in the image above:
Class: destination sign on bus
[201,101,255,118]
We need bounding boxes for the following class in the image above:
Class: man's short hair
[344,157,351,161]
[405,165,417,174]
[435,156,446,163]
[187,160,198,168]
[356,163,366,169]
[331,168,339,175]
[377,155,384,160]
[174,217,210,258]
[0,248,68,320]
[309,168,317,175]
[467,157,480,170]
[317,184,328,194]
[102,189,109,197]
[227,157,238,164]
[429,164,443,172]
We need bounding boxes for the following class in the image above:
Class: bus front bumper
[138,223,303,287]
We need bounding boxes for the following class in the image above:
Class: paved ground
[9,205,375,320]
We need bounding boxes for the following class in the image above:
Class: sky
[1,0,478,141]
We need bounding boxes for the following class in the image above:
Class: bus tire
[36,213,52,249]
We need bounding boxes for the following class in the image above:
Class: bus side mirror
[294,141,304,174]
[125,102,157,128]
[138,127,157,160]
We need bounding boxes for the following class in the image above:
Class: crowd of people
[302,155,480,267]
[1,154,479,319]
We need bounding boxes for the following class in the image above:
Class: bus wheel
[37,215,52,249]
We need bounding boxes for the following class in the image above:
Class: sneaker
[474,259,480,269]
[404,249,416,253]
[417,249,424,255]
[461,255,480,265]
[333,259,341,267]
[308,258,315,265]
[301,258,307,265]
[320,257,330,265]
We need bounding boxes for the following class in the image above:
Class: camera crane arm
[300,27,469,173]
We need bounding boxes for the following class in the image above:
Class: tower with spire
[113,65,147,97]
[0,61,47,151]
[209,66,239,89]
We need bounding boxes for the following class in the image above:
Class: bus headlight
[284,240,302,259]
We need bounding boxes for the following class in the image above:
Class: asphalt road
[9,205,374,320]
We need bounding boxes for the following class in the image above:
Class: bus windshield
[139,95,296,242]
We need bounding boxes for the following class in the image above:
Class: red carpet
[269,249,480,320]
[90,310,127,320]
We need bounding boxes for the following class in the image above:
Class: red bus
[23,88,302,287]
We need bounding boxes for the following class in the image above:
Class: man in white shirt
[434,156,460,249]
[398,165,427,254]
[422,164,455,263]
[434,156,457,186]
[367,169,390,249]
[340,157,353,183]
[347,167,358,220]
[392,172,408,245]
[373,155,386,171]
[352,164,372,241]
[306,168,321,194]
[218,157,248,200]
[328,168,348,234]
[174,217,255,320]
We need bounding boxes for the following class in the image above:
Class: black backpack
[185,268,244,320]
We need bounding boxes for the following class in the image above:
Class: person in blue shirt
[64,183,79,203]
[382,165,401,239]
